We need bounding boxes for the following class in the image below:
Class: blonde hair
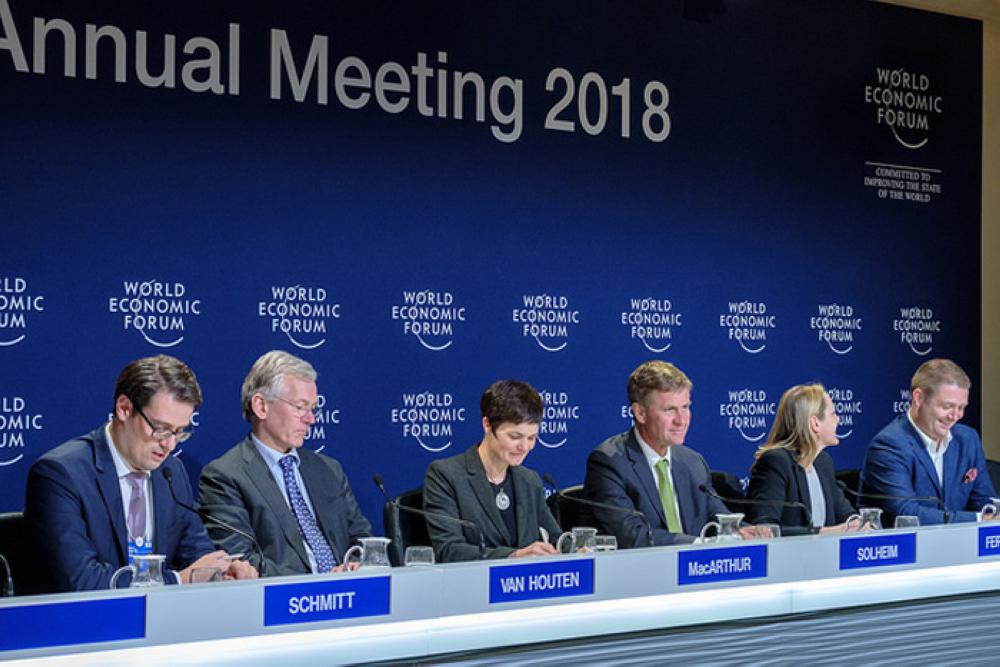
[755,383,828,469]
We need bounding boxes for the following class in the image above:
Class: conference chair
[835,468,861,497]
[0,511,52,595]
[710,470,746,512]
[382,487,431,567]
[555,485,592,531]
[987,460,1000,496]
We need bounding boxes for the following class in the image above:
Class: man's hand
[178,550,232,583]
[331,562,361,573]
[225,559,258,580]
[738,525,775,539]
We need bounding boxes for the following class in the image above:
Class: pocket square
[963,468,978,484]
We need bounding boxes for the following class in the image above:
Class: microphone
[837,481,951,524]
[0,553,13,597]
[544,474,654,548]
[373,475,487,560]
[162,467,268,577]
[698,483,814,530]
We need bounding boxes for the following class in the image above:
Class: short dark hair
[480,380,543,429]
[113,355,202,409]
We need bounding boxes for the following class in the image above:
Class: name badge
[264,576,391,627]
[978,525,1000,556]
[128,537,152,564]
[678,544,767,585]
[489,559,594,604]
[839,533,916,570]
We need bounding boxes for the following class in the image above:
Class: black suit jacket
[423,444,561,563]
[198,435,372,576]
[746,447,855,534]
[583,430,729,548]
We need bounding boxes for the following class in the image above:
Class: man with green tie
[583,360,753,548]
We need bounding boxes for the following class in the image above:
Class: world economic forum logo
[864,67,942,150]
[537,389,580,449]
[719,301,776,354]
[0,277,44,347]
[391,289,465,351]
[809,304,861,355]
[892,306,939,356]
[108,280,200,347]
[513,294,579,352]
[621,297,681,353]
[720,389,776,442]
[258,284,340,350]
[0,396,43,467]
[391,391,466,452]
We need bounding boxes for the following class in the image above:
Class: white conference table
[2,520,1000,666]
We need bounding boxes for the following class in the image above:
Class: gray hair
[241,350,318,422]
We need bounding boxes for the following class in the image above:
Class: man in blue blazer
[199,351,372,576]
[25,355,255,592]
[584,361,753,548]
[861,359,996,525]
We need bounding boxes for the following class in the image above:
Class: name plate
[978,525,1000,556]
[0,596,145,652]
[264,576,391,627]
[678,544,767,585]
[489,558,594,604]
[839,533,916,570]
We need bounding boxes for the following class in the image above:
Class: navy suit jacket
[24,426,213,592]
[746,448,855,534]
[423,444,561,563]
[583,430,729,548]
[860,414,996,525]
[198,435,372,576]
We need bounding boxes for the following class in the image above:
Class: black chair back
[382,488,430,567]
[556,485,592,532]
[987,459,1000,495]
[710,470,746,512]
[0,511,53,595]
[835,468,861,498]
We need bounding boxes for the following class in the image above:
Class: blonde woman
[746,384,857,535]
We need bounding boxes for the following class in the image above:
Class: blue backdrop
[0,0,982,533]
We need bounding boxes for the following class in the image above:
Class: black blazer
[746,448,855,535]
[423,444,561,563]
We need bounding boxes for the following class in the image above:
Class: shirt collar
[634,427,672,466]
[251,432,299,469]
[105,422,143,480]
[906,410,952,452]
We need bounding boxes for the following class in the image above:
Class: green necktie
[655,458,683,533]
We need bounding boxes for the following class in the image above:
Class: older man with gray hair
[199,350,371,576]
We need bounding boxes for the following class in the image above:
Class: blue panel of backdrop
[0,1,983,532]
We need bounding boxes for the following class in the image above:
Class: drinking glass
[403,546,435,566]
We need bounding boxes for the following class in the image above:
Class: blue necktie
[279,455,336,572]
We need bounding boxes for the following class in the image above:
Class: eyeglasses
[275,396,320,420]
[134,404,194,443]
